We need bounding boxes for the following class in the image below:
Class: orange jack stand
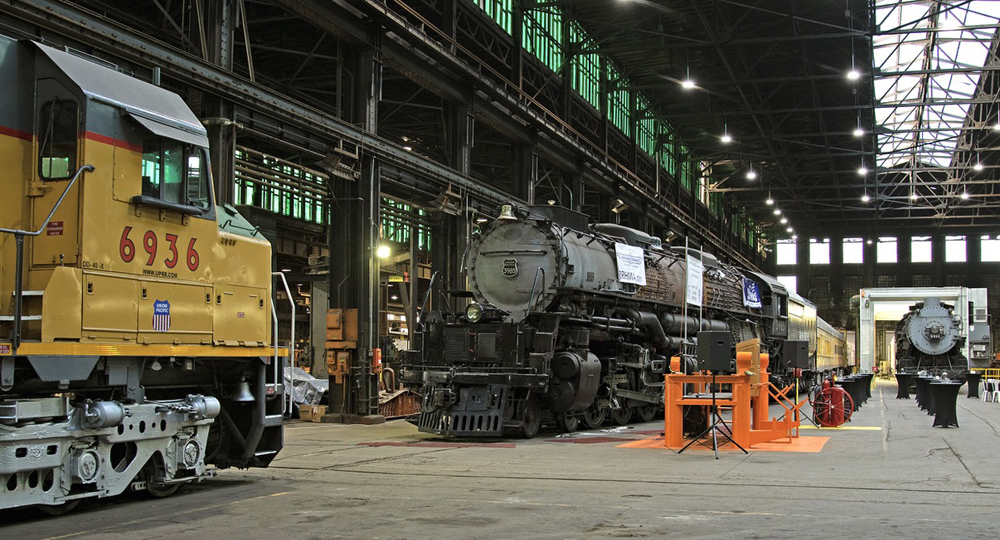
[664,339,807,450]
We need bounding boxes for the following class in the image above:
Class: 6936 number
[120,226,199,271]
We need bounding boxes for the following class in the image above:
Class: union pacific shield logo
[502,258,518,278]
[152,300,171,332]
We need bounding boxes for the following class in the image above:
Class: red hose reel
[810,380,854,427]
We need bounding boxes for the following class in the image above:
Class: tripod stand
[678,370,749,458]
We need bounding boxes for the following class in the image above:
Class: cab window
[141,138,212,211]
[38,99,78,180]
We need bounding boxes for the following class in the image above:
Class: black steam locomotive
[401,205,808,437]
[895,297,969,379]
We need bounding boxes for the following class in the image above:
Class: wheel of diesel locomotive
[518,394,542,438]
[204,414,228,465]
[139,456,181,498]
[580,404,607,429]
[35,500,81,516]
[810,386,854,427]
[555,412,580,432]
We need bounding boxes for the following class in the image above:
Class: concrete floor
[5,380,1000,539]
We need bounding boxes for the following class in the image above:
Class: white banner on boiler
[615,243,646,286]
[685,255,704,307]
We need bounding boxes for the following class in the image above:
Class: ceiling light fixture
[861,193,871,203]
[786,227,793,233]
[847,69,860,81]
[773,208,782,216]
[974,152,983,171]
[961,191,970,200]
[858,166,868,175]
[720,121,733,144]
[780,217,788,224]
[746,163,757,180]
[765,192,774,205]
[681,66,695,89]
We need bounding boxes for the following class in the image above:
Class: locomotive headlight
[465,303,484,323]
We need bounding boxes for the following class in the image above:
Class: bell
[232,379,255,402]
[498,204,517,221]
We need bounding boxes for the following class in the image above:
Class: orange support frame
[664,339,807,449]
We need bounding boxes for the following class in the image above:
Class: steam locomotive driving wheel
[634,404,659,423]
[556,412,580,432]
[610,402,633,425]
[581,403,607,429]
[518,394,542,438]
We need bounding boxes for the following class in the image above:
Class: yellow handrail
[971,368,1000,379]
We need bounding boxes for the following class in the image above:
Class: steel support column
[326,45,383,422]
[430,99,473,311]
[511,142,537,205]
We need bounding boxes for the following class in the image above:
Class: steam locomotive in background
[401,205,849,438]
[0,37,285,512]
[895,297,970,378]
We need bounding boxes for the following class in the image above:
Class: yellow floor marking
[799,425,882,430]
[41,533,87,540]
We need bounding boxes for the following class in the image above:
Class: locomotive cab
[3,41,272,347]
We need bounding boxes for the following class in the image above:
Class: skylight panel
[873,1,1000,171]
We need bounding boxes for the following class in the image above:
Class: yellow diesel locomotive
[0,38,284,511]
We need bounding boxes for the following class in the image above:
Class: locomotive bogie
[0,394,219,510]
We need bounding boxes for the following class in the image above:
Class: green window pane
[523,6,563,72]
[607,64,630,135]
[473,0,513,35]
[570,23,600,110]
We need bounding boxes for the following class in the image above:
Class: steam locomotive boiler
[401,205,796,437]
[895,297,969,378]
[0,37,285,512]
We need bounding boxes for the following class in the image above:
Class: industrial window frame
[37,98,79,181]
[141,138,213,213]
[473,0,513,35]
[522,4,563,73]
